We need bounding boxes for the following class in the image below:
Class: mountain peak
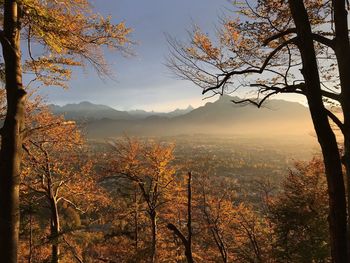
[79,101,94,106]
[50,101,130,121]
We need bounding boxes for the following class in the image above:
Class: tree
[193,169,272,263]
[0,1,130,261]
[110,137,176,263]
[16,99,109,262]
[270,157,330,262]
[1,93,113,262]
[167,172,194,263]
[197,172,232,263]
[168,0,349,261]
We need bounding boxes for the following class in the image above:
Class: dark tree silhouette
[168,1,350,261]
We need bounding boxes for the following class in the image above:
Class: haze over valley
[0,0,344,261]
[50,95,315,140]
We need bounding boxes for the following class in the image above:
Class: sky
[37,0,235,111]
[38,0,305,112]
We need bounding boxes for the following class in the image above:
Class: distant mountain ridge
[49,102,194,121]
[180,95,309,124]
[52,95,313,138]
[128,105,194,119]
[49,101,131,121]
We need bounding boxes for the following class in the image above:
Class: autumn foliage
[0,0,346,262]
[0,91,331,262]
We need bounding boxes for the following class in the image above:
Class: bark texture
[0,1,26,262]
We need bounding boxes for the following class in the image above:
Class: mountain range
[49,102,194,121]
[50,95,314,139]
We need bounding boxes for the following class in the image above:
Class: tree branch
[167,223,188,247]
[202,38,297,94]
[312,33,335,49]
[263,28,335,49]
[325,108,344,133]
[263,28,297,46]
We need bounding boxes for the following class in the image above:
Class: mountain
[83,95,314,139]
[49,101,131,121]
[178,95,309,125]
[128,105,194,119]
[50,102,194,121]
[167,105,194,117]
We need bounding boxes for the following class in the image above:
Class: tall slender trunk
[167,172,194,263]
[28,205,33,263]
[343,137,350,258]
[186,172,194,263]
[0,1,26,262]
[213,227,227,263]
[289,0,348,261]
[50,196,60,263]
[41,143,60,263]
[134,185,139,252]
[150,210,157,263]
[332,0,350,257]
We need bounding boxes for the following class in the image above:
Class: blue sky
[38,0,235,111]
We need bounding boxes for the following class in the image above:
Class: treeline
[13,95,330,262]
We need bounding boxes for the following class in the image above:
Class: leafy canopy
[1,0,132,87]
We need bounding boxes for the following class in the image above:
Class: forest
[0,0,349,262]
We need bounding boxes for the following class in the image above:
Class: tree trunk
[186,172,193,263]
[28,205,33,263]
[331,0,350,257]
[0,1,26,262]
[134,185,139,252]
[50,196,60,263]
[167,223,194,263]
[289,0,348,262]
[150,211,157,263]
[167,172,194,263]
